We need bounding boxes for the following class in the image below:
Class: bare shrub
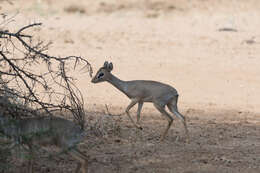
[0,14,92,171]
[64,5,86,14]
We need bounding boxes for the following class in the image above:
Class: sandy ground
[1,0,260,172]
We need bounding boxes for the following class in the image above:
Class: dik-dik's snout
[91,77,97,83]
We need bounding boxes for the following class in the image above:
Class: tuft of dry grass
[64,5,86,14]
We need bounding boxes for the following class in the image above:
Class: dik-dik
[91,61,189,141]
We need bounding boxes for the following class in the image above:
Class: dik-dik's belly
[142,96,153,102]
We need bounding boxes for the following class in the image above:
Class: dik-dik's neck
[107,73,128,95]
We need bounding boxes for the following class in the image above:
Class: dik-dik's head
[91,61,113,83]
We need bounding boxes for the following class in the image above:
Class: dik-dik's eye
[97,72,104,79]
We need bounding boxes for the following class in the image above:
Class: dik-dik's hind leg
[153,103,173,141]
[68,148,88,173]
[167,96,189,143]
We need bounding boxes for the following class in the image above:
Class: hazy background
[2,0,260,113]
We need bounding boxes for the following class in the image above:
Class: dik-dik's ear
[103,61,109,68]
[108,62,113,72]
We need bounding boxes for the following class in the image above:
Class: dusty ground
[1,0,260,172]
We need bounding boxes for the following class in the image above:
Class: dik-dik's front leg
[136,102,143,126]
[125,99,143,130]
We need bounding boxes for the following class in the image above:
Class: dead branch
[105,104,124,116]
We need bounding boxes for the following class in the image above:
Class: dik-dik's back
[125,80,178,100]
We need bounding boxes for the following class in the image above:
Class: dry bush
[87,113,122,138]
[0,14,92,171]
[64,5,86,14]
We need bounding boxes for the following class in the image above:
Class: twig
[105,104,124,116]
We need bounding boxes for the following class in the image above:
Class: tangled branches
[0,17,92,129]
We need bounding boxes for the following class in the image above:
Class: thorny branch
[0,21,92,129]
